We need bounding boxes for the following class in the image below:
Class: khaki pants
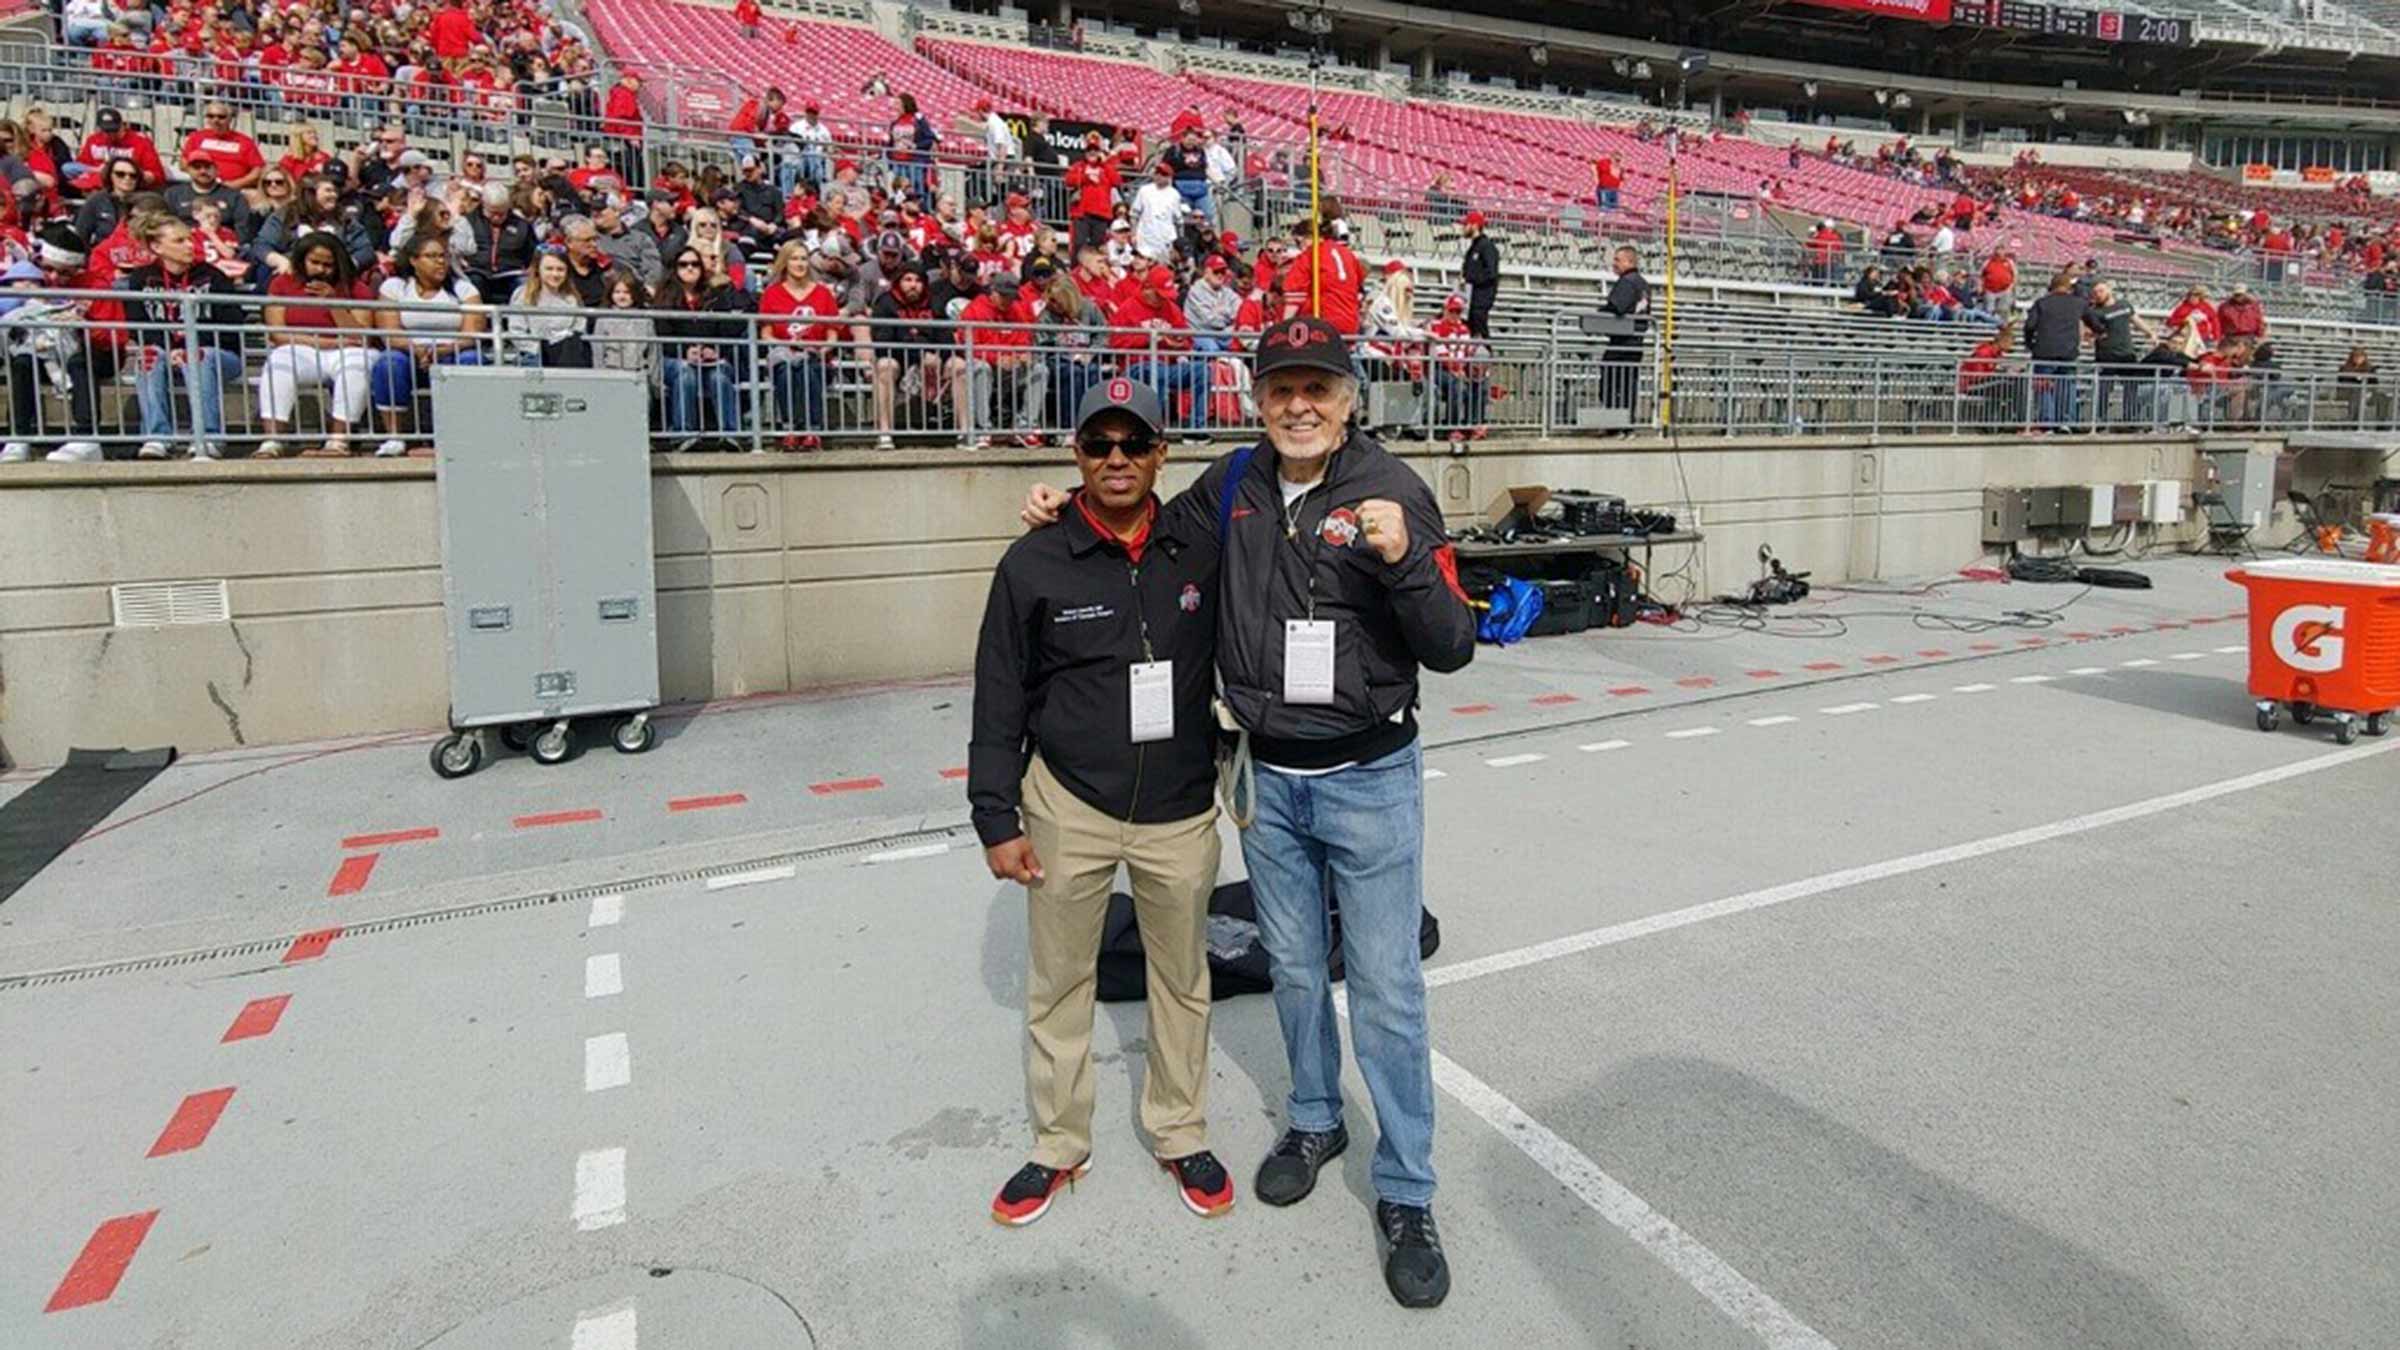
[1019,752,1221,1167]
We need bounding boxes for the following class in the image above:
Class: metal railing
[3,285,2391,462]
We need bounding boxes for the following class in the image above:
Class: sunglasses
[1074,434,1159,460]
[676,259,703,269]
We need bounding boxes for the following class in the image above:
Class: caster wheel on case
[612,715,655,754]
[431,733,482,779]
[2367,713,2389,738]
[531,723,572,765]
[2335,716,2359,746]
[2255,705,2281,733]
[2292,702,2317,725]
[501,723,533,752]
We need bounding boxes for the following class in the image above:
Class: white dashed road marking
[1746,715,1799,727]
[1821,702,1877,715]
[865,843,950,864]
[572,1302,638,1350]
[1578,740,1631,753]
[2214,644,2246,654]
[1486,753,1549,768]
[587,894,623,927]
[584,954,622,999]
[1423,768,1446,780]
[1953,683,1997,693]
[706,864,798,891]
[1889,693,1938,704]
[2009,675,2056,685]
[573,1148,627,1231]
[2068,667,2109,676]
[2121,658,2159,668]
[1664,728,1721,740]
[584,1033,631,1093]
[2170,652,2207,661]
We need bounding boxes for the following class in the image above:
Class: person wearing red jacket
[1230,272,1281,352]
[1281,211,1364,336]
[1957,319,2025,428]
[958,269,1038,447]
[1063,136,1120,258]
[1111,265,1206,436]
[429,0,478,61]
[2259,227,2294,285]
[1593,154,1623,213]
[757,239,840,449]
[2216,285,2266,341]
[1804,219,1844,285]
[77,108,166,189]
[1426,294,1488,440]
[2167,286,2221,346]
[601,74,645,187]
[734,0,761,37]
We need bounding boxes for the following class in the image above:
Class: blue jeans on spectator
[1175,179,1211,217]
[1596,186,1619,213]
[1434,369,1487,428]
[1242,739,1436,1208]
[369,346,486,415]
[772,355,826,431]
[1045,355,1098,428]
[790,146,826,194]
[135,347,244,439]
[1129,357,1208,431]
[1190,332,1232,355]
[663,358,740,436]
[2033,360,2080,429]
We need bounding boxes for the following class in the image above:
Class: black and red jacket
[119,261,240,353]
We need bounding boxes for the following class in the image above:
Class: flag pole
[1662,129,1679,431]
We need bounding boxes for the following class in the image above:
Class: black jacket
[1461,235,1500,297]
[869,290,947,356]
[464,211,538,284]
[1603,269,1649,349]
[119,263,241,353]
[2024,292,2091,362]
[1166,430,1476,768]
[969,494,1222,847]
[654,285,752,364]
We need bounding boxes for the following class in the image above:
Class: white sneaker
[137,439,169,459]
[190,441,220,460]
[46,440,103,463]
[374,438,408,457]
[874,434,895,450]
[0,441,29,462]
[255,439,285,458]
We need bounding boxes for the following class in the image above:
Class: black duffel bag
[1097,879,1442,1003]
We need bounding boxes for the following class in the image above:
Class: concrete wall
[0,431,2305,769]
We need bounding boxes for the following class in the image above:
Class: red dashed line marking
[146,1088,236,1159]
[514,809,603,830]
[1918,649,1951,658]
[2109,626,2141,635]
[1531,693,1581,706]
[1451,704,1498,715]
[1864,655,1900,665]
[1803,661,1844,672]
[1970,643,2002,652]
[937,766,970,780]
[44,1210,158,1313]
[338,827,439,849]
[1608,685,1651,697]
[325,853,379,898]
[2017,638,2049,647]
[2065,631,2099,640]
[282,928,341,963]
[2190,615,2225,625]
[1675,676,1716,689]
[808,777,885,796]
[667,793,748,813]
[222,996,291,1043]
[1746,669,1782,679]
[2153,621,2188,630]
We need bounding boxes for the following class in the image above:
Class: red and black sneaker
[1159,1149,1235,1218]
[990,1157,1089,1227]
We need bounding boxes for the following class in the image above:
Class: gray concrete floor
[5,555,2395,1349]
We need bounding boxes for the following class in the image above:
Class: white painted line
[1425,736,2400,995]
[2169,652,2207,661]
[584,1033,631,1093]
[2213,644,2246,654]
[1433,1050,1838,1350]
[2120,658,2159,668]
[2067,667,2109,677]
[571,1302,638,1350]
[587,894,624,928]
[1746,715,1799,727]
[1888,693,1938,705]
[2009,675,2056,685]
[1820,702,1877,715]
[1485,752,1549,768]
[1578,739,1631,753]
[573,1148,626,1230]
[585,953,622,1000]
[866,842,951,864]
[1664,727,1720,740]
[705,864,797,891]
[1952,683,1997,693]
[1423,768,1447,780]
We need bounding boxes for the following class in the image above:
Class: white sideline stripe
[1423,768,1447,780]
[1579,740,1632,753]
[2170,652,2207,661]
[585,1033,631,1092]
[1486,753,1549,768]
[2120,658,2159,668]
[1664,727,1721,740]
[571,1302,637,1350]
[573,1148,626,1230]
[2067,667,2110,676]
[1424,737,2400,995]
[2214,644,2247,654]
[1432,1050,1839,1350]
[1952,683,1997,693]
[1820,702,1877,715]
[866,843,950,864]
[1888,693,1938,704]
[585,953,622,999]
[706,864,796,890]
[1746,715,1799,727]
[2009,675,2056,685]
[587,894,624,928]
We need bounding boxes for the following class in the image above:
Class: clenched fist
[985,837,1045,885]
[1356,498,1409,564]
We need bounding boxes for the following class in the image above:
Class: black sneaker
[1253,1125,1348,1207]
[990,1156,1089,1227]
[1375,1200,1451,1308]
[1158,1148,1236,1217]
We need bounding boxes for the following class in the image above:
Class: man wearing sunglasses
[970,381,1233,1230]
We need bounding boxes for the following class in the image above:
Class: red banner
[1792,0,1955,21]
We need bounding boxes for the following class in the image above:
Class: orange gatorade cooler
[2225,558,2400,743]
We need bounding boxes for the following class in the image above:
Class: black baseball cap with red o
[1254,315,1353,380]
[1075,375,1164,440]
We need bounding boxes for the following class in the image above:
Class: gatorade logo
[2270,604,2346,674]
[1107,377,1132,402]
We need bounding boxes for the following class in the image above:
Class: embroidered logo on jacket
[1179,582,1201,613]
[1319,506,1361,549]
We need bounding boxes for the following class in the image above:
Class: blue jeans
[789,146,826,194]
[663,358,739,434]
[2032,360,2080,429]
[772,355,825,431]
[1434,369,1487,427]
[1175,180,1211,217]
[1128,357,1208,430]
[1046,355,1097,427]
[369,346,485,413]
[135,347,243,437]
[1243,739,1436,1207]
[1596,186,1619,212]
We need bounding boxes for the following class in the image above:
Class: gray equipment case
[427,367,660,777]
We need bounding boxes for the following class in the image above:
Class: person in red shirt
[734,0,761,37]
[1957,319,2024,427]
[1281,209,1363,336]
[1426,294,1488,440]
[1230,272,1281,352]
[77,107,166,189]
[331,38,391,109]
[2260,227,2295,285]
[996,192,1038,264]
[1593,154,1622,213]
[601,74,645,186]
[277,124,330,185]
[567,144,625,203]
[429,0,478,62]
[955,268,1037,447]
[1804,219,1844,284]
[1063,135,1119,258]
[1110,265,1205,436]
[2167,285,2221,346]
[756,238,840,449]
[2216,285,2266,341]
[179,101,264,190]
[1979,248,2017,314]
